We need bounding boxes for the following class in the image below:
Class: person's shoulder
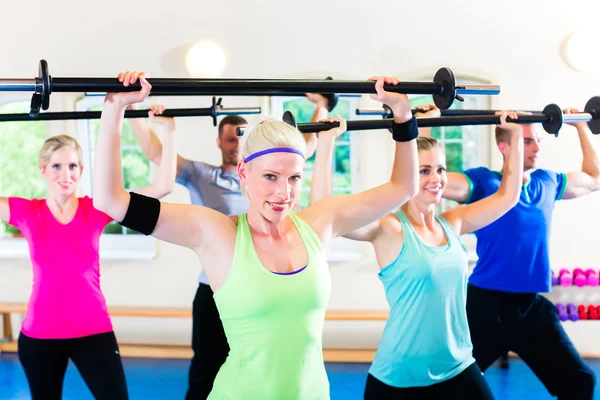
[80,196,95,207]
[380,212,403,235]
[26,198,44,209]
[9,197,36,210]
[190,160,219,174]
[82,196,112,220]
[532,168,561,182]
[462,166,498,182]
[80,196,99,214]
[463,166,492,176]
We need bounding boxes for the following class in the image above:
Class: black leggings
[466,284,596,400]
[364,362,494,399]
[18,331,128,400]
[186,283,230,400]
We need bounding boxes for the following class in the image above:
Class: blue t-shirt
[176,159,249,284]
[462,167,567,293]
[369,210,474,388]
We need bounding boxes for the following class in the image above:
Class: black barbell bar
[354,97,600,136]
[0,97,261,126]
[0,60,500,114]
[236,103,595,137]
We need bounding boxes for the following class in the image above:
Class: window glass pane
[445,142,463,172]
[122,149,151,190]
[444,125,462,140]
[430,127,442,140]
[0,101,47,236]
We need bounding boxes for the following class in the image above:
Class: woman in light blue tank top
[312,110,525,399]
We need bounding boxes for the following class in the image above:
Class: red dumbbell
[578,305,589,320]
[588,305,599,320]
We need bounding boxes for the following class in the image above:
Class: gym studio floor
[1,353,599,399]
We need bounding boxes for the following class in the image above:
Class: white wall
[1,0,600,352]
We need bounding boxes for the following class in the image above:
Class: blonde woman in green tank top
[93,72,421,400]
[312,108,525,399]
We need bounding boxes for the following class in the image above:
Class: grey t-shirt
[176,159,249,284]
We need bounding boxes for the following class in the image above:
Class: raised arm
[309,117,382,242]
[93,72,232,252]
[304,76,419,239]
[304,93,330,159]
[127,103,186,175]
[130,106,177,199]
[309,117,346,205]
[560,108,600,199]
[0,197,9,222]
[443,113,523,235]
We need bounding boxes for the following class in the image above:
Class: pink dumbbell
[573,268,587,287]
[586,269,599,286]
[559,269,573,287]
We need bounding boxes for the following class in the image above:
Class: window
[271,97,359,209]
[409,79,492,261]
[410,93,489,212]
[0,99,47,238]
[270,96,361,261]
[77,96,156,259]
[77,97,152,235]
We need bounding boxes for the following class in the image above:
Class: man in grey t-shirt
[128,100,324,399]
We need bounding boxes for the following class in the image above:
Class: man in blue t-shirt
[128,99,325,399]
[439,108,600,399]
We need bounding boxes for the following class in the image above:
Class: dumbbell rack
[547,268,600,356]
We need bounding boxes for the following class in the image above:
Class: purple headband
[243,148,305,164]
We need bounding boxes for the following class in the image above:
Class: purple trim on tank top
[271,265,307,275]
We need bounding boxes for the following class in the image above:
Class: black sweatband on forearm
[120,191,161,236]
[391,116,419,142]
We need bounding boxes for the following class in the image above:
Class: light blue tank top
[369,210,475,388]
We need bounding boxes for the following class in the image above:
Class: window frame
[0,95,50,259]
[76,95,157,260]
[270,95,362,262]
[408,74,494,263]
[0,95,157,260]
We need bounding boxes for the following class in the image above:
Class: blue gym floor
[1,353,599,399]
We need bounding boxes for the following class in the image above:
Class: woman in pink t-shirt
[0,114,176,400]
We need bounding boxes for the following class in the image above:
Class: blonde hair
[239,116,307,197]
[38,135,83,168]
[417,136,441,152]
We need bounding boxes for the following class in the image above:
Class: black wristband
[391,116,419,142]
[120,192,161,236]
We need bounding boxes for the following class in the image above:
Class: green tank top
[210,212,332,400]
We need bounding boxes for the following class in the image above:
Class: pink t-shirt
[9,196,114,339]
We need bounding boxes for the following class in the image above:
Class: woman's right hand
[367,76,412,123]
[105,71,152,108]
[317,116,346,140]
[147,105,176,131]
[496,111,522,133]
[414,104,441,118]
